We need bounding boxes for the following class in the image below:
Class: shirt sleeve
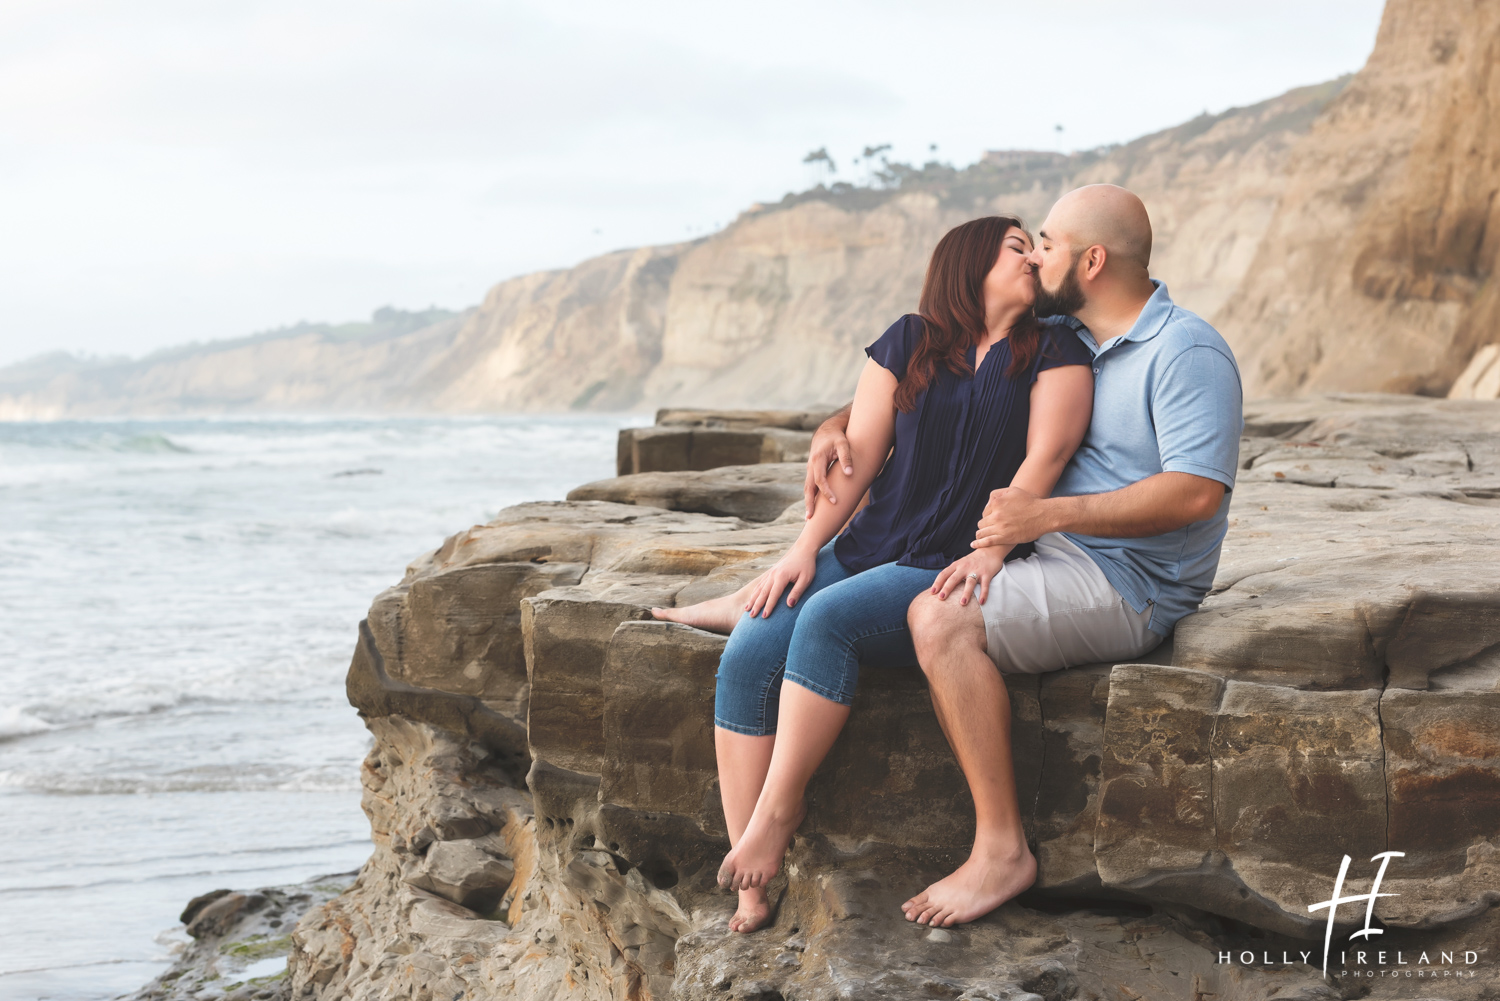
[865,314,919,380]
[1152,345,1244,489]
[1035,322,1093,379]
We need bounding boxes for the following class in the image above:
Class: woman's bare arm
[747,361,896,616]
[932,364,1093,604]
[1009,364,1094,501]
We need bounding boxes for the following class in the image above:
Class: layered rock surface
[280,397,1500,1001]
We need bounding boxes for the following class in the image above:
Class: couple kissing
[652,183,1244,933]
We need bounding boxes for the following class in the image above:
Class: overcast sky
[0,0,1386,368]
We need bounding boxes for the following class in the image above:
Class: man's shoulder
[1151,306,1238,370]
[1155,303,1227,348]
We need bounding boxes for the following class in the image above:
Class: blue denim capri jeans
[714,541,942,736]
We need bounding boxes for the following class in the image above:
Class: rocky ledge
[234,396,1499,1001]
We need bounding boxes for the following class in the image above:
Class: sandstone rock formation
[1218,0,1500,398]
[569,464,805,524]
[130,874,355,1001]
[0,308,465,421]
[9,0,1499,418]
[0,80,1344,417]
[614,409,828,477]
[1449,344,1500,401]
[265,397,1500,1001]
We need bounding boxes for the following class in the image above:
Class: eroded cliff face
[0,79,1344,417]
[366,78,1345,414]
[9,0,1500,418]
[1219,0,1500,397]
[256,397,1500,1001]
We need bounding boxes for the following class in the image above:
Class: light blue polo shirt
[1050,281,1243,636]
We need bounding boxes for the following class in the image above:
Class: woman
[659,216,1093,933]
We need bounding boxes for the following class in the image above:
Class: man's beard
[1032,260,1086,318]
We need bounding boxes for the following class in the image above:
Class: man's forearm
[1038,472,1225,539]
[803,401,857,515]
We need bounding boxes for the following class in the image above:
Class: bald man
[803,184,1243,927]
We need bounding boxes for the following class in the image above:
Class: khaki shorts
[979,533,1164,674]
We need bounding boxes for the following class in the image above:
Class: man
[803,184,1243,927]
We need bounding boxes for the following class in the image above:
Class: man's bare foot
[901,843,1036,927]
[717,800,806,891]
[651,583,754,635]
[728,886,774,933]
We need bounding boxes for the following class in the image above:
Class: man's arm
[978,342,1241,547]
[803,402,853,518]
[972,471,1225,548]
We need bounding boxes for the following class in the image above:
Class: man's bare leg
[718,683,850,891]
[716,728,777,931]
[900,592,1036,927]
[651,576,761,634]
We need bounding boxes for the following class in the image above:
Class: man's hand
[803,404,854,519]
[972,486,1052,549]
[974,472,1227,546]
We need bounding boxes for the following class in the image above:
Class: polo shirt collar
[1046,280,1175,355]
[1119,280,1174,345]
[1055,279,1173,355]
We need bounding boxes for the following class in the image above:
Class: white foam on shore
[0,707,53,742]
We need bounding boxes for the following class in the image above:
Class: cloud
[0,0,1385,366]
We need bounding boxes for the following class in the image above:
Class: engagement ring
[965,573,979,581]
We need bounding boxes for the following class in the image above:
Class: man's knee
[907,592,984,666]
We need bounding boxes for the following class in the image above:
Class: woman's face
[982,226,1037,321]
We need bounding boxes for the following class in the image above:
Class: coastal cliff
[9,1,1500,418]
[0,79,1343,417]
[1218,0,1500,397]
[134,397,1500,1001]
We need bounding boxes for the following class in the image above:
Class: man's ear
[1083,245,1108,281]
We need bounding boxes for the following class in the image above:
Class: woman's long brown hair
[894,216,1042,412]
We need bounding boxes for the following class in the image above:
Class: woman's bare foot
[901,842,1036,927]
[717,799,806,891]
[651,580,756,635]
[728,886,774,933]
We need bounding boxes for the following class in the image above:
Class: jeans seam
[784,671,855,707]
[715,716,774,736]
[755,656,786,734]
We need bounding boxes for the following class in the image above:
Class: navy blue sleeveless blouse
[833,314,1093,572]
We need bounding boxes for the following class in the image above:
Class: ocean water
[0,415,635,1001]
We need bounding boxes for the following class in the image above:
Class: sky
[0,0,1386,368]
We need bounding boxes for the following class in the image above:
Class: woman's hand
[745,545,819,618]
[930,547,1011,606]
